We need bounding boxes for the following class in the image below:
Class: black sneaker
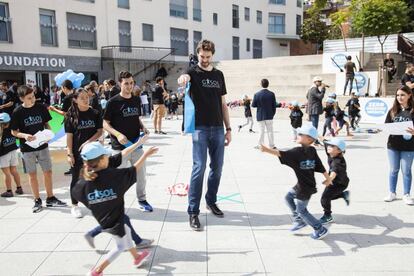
[64,168,72,175]
[1,190,13,197]
[207,203,224,217]
[189,215,201,231]
[33,198,43,213]
[159,131,167,135]
[46,196,67,207]
[15,187,23,195]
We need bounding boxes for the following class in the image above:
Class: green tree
[329,8,351,50]
[351,0,409,60]
[301,14,329,53]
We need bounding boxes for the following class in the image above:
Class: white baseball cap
[313,76,323,82]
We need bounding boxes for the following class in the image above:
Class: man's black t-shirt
[187,66,227,127]
[289,109,303,129]
[346,98,360,115]
[323,143,349,186]
[401,73,414,88]
[64,108,103,155]
[344,61,356,76]
[103,94,142,150]
[0,90,15,115]
[385,109,414,151]
[0,128,18,156]
[109,86,120,99]
[279,146,326,200]
[109,152,122,168]
[152,85,165,105]
[10,103,52,153]
[73,167,137,237]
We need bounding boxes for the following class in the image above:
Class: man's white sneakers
[384,193,397,202]
[403,194,414,205]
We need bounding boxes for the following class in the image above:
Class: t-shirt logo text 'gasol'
[201,79,221,89]
[24,116,43,127]
[87,188,117,204]
[78,120,96,130]
[300,160,316,170]
[122,107,140,117]
[3,137,16,147]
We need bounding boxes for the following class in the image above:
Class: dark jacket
[307,86,325,115]
[251,89,276,121]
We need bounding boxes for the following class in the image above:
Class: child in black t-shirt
[73,142,158,276]
[323,98,336,137]
[320,138,350,224]
[260,125,332,240]
[289,101,303,141]
[0,113,22,197]
[346,92,361,130]
[64,88,103,218]
[333,102,353,137]
[238,95,255,133]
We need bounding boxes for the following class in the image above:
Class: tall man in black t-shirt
[178,40,232,231]
[103,71,153,212]
[343,56,357,96]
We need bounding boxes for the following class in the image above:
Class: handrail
[133,48,176,78]
[397,34,414,62]
[101,46,176,61]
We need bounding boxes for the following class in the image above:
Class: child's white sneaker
[71,206,83,218]
[403,194,414,205]
[384,193,396,202]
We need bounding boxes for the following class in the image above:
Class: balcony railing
[101,46,176,62]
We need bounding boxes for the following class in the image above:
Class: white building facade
[0,0,303,87]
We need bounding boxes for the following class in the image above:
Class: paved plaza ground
[0,117,414,276]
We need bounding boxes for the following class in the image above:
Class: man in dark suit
[307,76,326,145]
[252,79,277,149]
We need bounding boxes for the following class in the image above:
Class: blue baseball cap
[326,97,336,104]
[328,92,337,98]
[291,100,299,107]
[325,137,346,152]
[80,142,112,161]
[296,124,318,140]
[0,113,10,123]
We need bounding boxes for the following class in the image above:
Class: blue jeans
[87,214,142,244]
[188,126,225,215]
[388,149,414,195]
[285,189,322,230]
[310,114,319,130]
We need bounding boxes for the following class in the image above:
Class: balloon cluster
[54,69,85,88]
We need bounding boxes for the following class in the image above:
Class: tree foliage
[300,14,329,46]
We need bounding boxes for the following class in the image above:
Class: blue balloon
[77,73,85,81]
[73,78,82,88]
[67,72,77,82]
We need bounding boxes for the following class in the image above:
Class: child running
[260,124,332,240]
[0,113,22,197]
[64,88,103,218]
[238,95,255,133]
[333,102,353,136]
[319,137,350,224]
[83,134,154,250]
[72,142,158,276]
[322,98,336,137]
[289,101,303,142]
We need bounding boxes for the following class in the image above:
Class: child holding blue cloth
[260,125,332,240]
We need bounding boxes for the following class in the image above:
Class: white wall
[0,0,303,60]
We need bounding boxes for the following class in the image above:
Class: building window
[193,0,201,21]
[232,5,239,28]
[244,7,250,21]
[296,15,302,35]
[170,0,188,19]
[213,13,218,25]
[232,36,239,60]
[256,10,262,24]
[118,20,131,51]
[246,38,250,52]
[142,23,154,41]
[170,27,188,56]
[118,0,129,9]
[0,2,12,43]
[269,13,285,34]
[253,39,262,59]
[297,0,302,8]
[193,31,202,54]
[39,9,58,47]
[67,13,97,49]
[269,0,285,5]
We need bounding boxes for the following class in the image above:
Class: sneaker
[64,168,72,175]
[207,203,224,217]
[311,226,329,240]
[154,130,159,134]
[1,190,13,197]
[46,196,67,207]
[249,129,255,133]
[159,131,167,135]
[343,191,350,206]
[84,233,95,249]
[290,221,307,232]
[134,249,151,267]
[320,215,334,225]
[238,125,242,132]
[384,193,397,202]
[86,269,102,276]
[15,187,23,195]
[136,238,154,249]
[138,200,153,212]
[32,198,43,213]
[71,206,83,218]
[403,194,414,205]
